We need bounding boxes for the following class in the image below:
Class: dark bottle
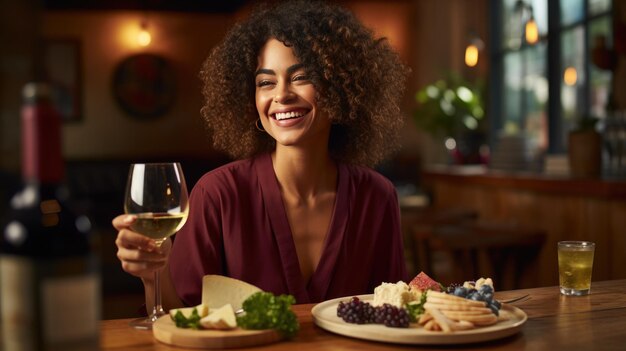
[0,83,100,350]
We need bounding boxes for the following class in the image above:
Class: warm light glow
[137,27,151,47]
[563,67,578,86]
[465,44,479,67]
[525,17,539,44]
[117,18,152,49]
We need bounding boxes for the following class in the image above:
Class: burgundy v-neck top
[169,153,408,305]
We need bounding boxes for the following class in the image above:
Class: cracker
[424,302,491,312]
[418,312,433,324]
[426,307,452,332]
[419,289,502,332]
[424,319,439,331]
[454,319,475,330]
[427,292,487,306]
[440,311,498,324]
[426,307,479,332]
[427,298,487,308]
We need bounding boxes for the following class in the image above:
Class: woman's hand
[112,214,172,281]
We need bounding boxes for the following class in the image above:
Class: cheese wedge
[169,304,209,319]
[201,275,261,312]
[200,303,237,330]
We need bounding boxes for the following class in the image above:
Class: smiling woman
[113,0,411,316]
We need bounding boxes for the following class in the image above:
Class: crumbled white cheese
[462,277,494,291]
[372,281,416,308]
[475,277,494,291]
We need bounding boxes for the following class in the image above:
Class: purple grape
[336,298,410,328]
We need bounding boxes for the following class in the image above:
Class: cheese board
[152,316,282,349]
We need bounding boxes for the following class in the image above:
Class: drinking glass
[558,241,595,296]
[124,163,189,329]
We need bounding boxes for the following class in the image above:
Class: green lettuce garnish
[236,292,299,338]
[406,291,428,323]
[172,308,202,329]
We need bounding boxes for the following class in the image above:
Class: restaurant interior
[0,0,625,322]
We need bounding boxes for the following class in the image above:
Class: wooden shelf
[423,165,626,199]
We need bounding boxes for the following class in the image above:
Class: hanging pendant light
[465,36,484,68]
[514,1,539,46]
[563,66,577,86]
[525,13,539,45]
[465,44,479,67]
[137,20,151,47]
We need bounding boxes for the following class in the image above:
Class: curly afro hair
[199,0,410,166]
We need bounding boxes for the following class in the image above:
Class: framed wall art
[43,38,82,122]
[112,53,176,120]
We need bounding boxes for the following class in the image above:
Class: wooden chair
[401,206,478,278]
[418,220,546,290]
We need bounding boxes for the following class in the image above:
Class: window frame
[489,0,613,154]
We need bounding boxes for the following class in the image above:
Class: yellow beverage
[130,212,188,245]
[558,241,595,295]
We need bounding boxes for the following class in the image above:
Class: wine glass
[124,162,189,329]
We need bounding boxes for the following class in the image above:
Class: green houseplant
[413,73,486,163]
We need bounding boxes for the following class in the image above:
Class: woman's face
[255,38,331,150]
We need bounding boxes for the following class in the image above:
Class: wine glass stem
[151,270,164,321]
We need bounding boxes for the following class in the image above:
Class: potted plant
[568,115,601,178]
[413,73,486,164]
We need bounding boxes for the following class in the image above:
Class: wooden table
[100,280,626,350]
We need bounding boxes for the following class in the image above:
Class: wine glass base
[129,311,166,330]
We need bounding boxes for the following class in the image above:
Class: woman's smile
[270,108,311,128]
[273,110,307,121]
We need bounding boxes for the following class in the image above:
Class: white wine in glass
[124,162,189,329]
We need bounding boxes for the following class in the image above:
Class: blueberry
[488,304,500,316]
[453,287,468,297]
[479,285,493,294]
[475,293,487,301]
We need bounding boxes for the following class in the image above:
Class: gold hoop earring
[255,118,266,132]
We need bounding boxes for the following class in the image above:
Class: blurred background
[1,0,625,319]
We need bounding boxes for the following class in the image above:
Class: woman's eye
[293,74,309,82]
[257,80,274,87]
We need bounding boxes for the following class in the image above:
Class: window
[490,0,612,154]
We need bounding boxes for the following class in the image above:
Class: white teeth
[275,111,305,120]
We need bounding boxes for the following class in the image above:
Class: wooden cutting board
[153,316,282,349]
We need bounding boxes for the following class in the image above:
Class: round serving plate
[311,294,527,345]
